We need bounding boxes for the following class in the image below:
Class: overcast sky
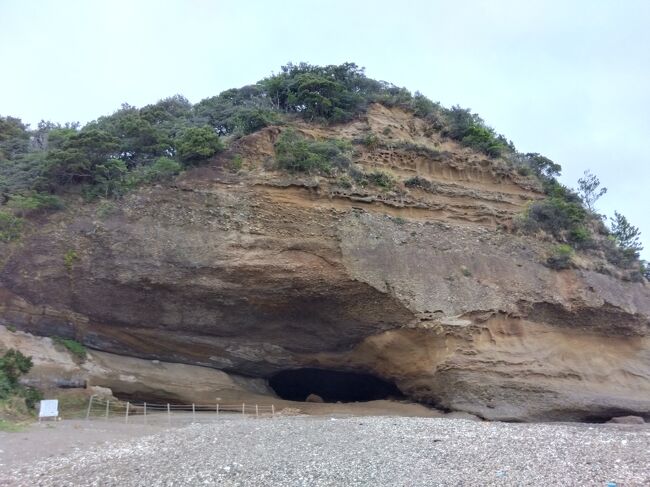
[1,0,648,258]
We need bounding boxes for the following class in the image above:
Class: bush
[274,130,351,175]
[367,171,395,189]
[0,211,23,242]
[0,349,41,409]
[63,249,78,271]
[234,108,278,135]
[442,105,510,157]
[404,175,433,191]
[356,133,380,150]
[131,157,182,184]
[177,127,223,163]
[7,192,64,215]
[569,226,591,246]
[337,175,353,189]
[229,154,243,172]
[53,337,87,361]
[546,244,574,270]
[521,193,586,241]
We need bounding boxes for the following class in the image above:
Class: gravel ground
[2,416,648,486]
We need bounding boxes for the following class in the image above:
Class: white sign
[39,399,59,419]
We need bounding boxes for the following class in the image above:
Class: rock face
[0,104,648,421]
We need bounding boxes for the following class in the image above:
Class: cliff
[1,104,648,421]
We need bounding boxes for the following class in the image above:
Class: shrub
[19,386,42,409]
[177,126,223,163]
[229,154,243,172]
[398,141,443,159]
[53,337,87,361]
[337,175,353,189]
[442,105,510,157]
[63,249,78,271]
[8,192,64,215]
[641,261,650,281]
[357,133,380,150]
[274,130,351,175]
[119,157,182,191]
[521,192,586,241]
[233,108,278,135]
[0,349,41,409]
[404,175,433,191]
[95,200,117,218]
[546,244,574,270]
[0,211,23,242]
[569,226,591,246]
[367,171,395,189]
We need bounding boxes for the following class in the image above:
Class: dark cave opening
[269,368,403,403]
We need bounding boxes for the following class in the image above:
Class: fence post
[125,402,130,423]
[144,402,147,425]
[105,400,110,420]
[192,403,196,423]
[271,404,275,417]
[167,403,171,424]
[242,403,245,416]
[85,395,95,420]
[216,403,219,416]
[256,404,259,418]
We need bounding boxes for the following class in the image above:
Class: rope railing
[84,395,276,423]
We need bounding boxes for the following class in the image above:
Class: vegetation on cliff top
[0,62,646,279]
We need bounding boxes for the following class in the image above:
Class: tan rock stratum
[1,105,648,421]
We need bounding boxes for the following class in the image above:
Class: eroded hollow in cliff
[269,368,403,403]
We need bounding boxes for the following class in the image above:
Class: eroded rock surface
[0,105,648,421]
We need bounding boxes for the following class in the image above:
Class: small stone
[305,394,324,403]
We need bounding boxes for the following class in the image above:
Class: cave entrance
[269,368,403,403]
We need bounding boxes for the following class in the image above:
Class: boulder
[305,394,324,403]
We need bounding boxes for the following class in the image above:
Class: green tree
[45,129,120,185]
[610,211,643,257]
[524,153,562,179]
[177,127,223,163]
[0,116,30,161]
[93,159,128,198]
[577,170,607,212]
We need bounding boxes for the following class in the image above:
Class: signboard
[39,399,59,420]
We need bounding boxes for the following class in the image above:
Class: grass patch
[0,418,28,432]
[53,337,87,361]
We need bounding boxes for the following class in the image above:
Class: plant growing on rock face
[0,211,23,242]
[53,337,87,361]
[404,175,433,191]
[274,129,351,175]
[367,170,395,189]
[7,192,64,216]
[546,244,574,270]
[357,133,379,150]
[63,249,78,271]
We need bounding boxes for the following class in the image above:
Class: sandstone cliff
[1,104,648,421]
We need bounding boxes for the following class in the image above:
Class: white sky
[1,0,648,258]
